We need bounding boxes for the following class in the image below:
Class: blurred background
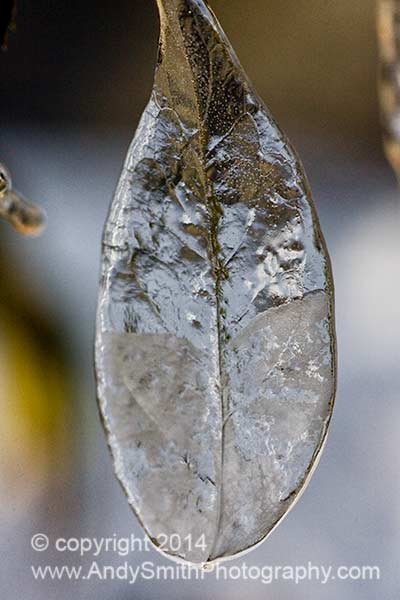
[0,1,399,598]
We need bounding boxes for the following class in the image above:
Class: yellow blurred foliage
[0,307,69,519]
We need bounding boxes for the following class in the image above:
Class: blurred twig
[1,4,47,236]
[377,0,400,178]
[0,0,16,49]
[0,163,46,236]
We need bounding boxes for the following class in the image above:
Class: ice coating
[96,0,336,564]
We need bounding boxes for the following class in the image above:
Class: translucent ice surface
[96,0,336,564]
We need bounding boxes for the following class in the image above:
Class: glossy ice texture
[96,0,336,564]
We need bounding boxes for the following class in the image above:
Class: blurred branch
[377,0,400,179]
[1,3,47,236]
[1,0,16,49]
[0,163,46,237]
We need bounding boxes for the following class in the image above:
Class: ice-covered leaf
[96,0,336,564]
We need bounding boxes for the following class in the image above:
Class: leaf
[95,0,336,564]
